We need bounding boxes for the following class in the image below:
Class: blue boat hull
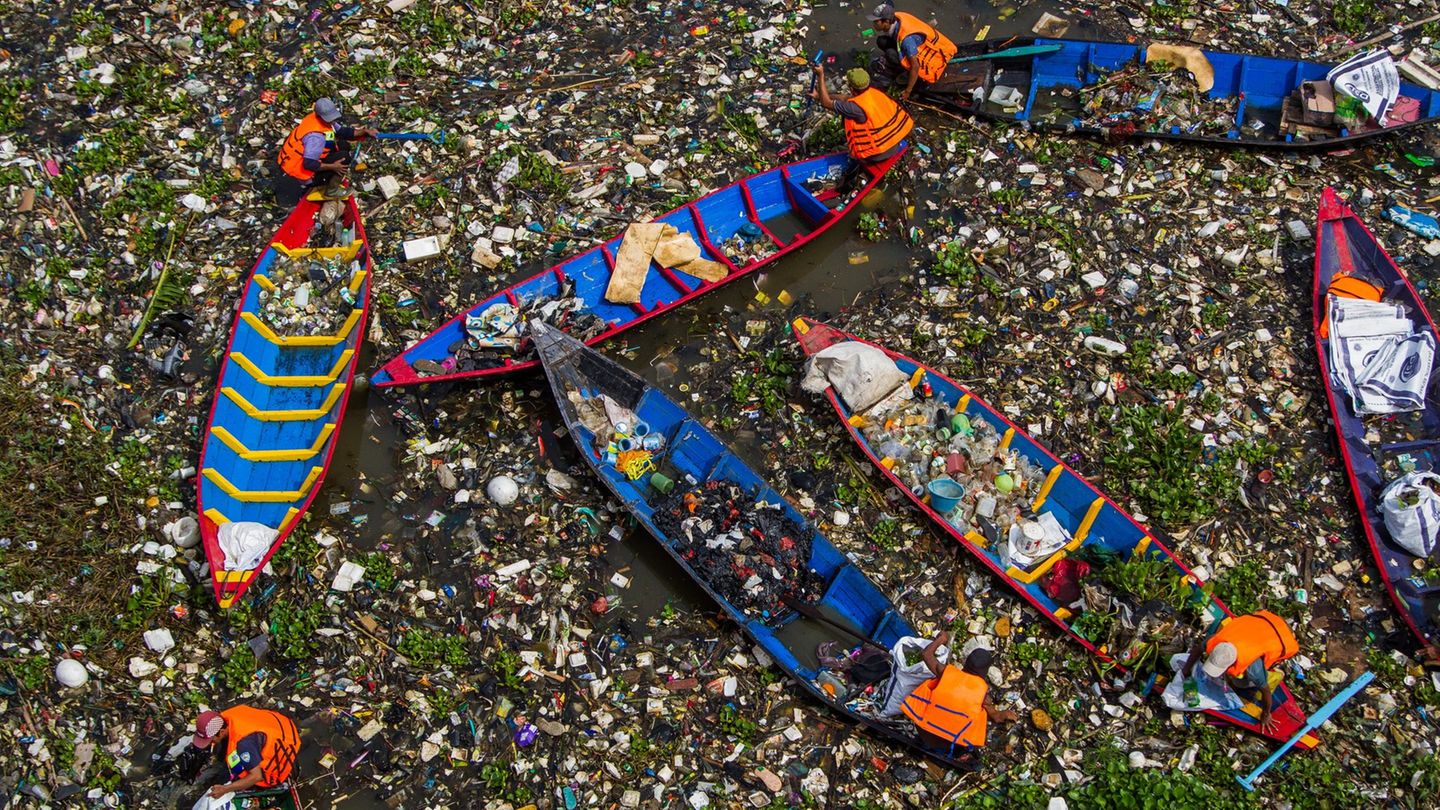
[531,322,975,768]
[373,150,904,387]
[197,196,371,608]
[923,37,1440,148]
[1313,188,1440,660]
[792,317,1314,747]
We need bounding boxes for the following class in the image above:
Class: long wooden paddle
[779,593,890,655]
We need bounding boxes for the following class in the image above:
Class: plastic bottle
[1183,677,1201,708]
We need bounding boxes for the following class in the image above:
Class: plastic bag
[801,343,910,415]
[875,636,949,717]
[1380,471,1440,558]
[191,793,234,810]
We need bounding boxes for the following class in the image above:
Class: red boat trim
[739,180,787,248]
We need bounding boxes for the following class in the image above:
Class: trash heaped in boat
[530,320,995,769]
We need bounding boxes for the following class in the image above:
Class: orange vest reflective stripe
[845,88,914,161]
[1206,610,1298,679]
[277,113,335,182]
[221,706,300,788]
[901,666,988,748]
[894,12,957,84]
[1320,274,1384,338]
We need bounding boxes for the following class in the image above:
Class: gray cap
[314,97,342,123]
[867,3,895,20]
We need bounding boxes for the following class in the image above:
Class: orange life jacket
[1320,274,1384,338]
[894,12,958,84]
[1206,610,1299,679]
[901,665,988,749]
[276,113,335,182]
[845,87,914,161]
[221,705,300,788]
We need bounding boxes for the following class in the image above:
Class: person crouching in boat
[868,3,958,101]
[190,706,301,802]
[898,632,1016,759]
[1181,610,1299,731]
[810,65,913,168]
[274,97,376,208]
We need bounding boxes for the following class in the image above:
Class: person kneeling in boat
[810,65,913,167]
[274,97,377,208]
[899,632,1017,755]
[191,705,301,801]
[1181,610,1299,731]
[868,3,958,101]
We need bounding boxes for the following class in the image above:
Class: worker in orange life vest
[868,3,958,101]
[274,98,376,207]
[810,65,913,165]
[900,632,1016,755]
[1181,610,1299,731]
[191,706,301,800]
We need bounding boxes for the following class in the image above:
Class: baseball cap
[846,68,871,90]
[1202,641,1238,678]
[867,3,895,21]
[192,710,226,748]
[314,97,343,123]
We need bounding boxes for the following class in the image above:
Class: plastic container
[927,478,966,514]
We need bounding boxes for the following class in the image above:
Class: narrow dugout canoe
[372,149,905,388]
[532,321,983,768]
[792,316,1314,748]
[1312,187,1440,660]
[197,195,371,608]
[904,37,1440,148]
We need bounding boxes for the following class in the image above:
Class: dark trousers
[273,141,353,208]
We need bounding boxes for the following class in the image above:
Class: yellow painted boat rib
[230,350,354,387]
[1133,535,1154,557]
[999,426,1015,451]
[348,270,368,296]
[221,383,344,421]
[1008,548,1067,584]
[202,465,324,503]
[215,569,255,584]
[791,317,810,334]
[253,274,277,293]
[957,394,971,411]
[1031,465,1064,511]
[276,507,302,536]
[240,310,362,347]
[1070,498,1105,547]
[210,423,336,462]
[273,240,362,262]
[204,507,231,526]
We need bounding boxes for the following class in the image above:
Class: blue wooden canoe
[372,149,905,387]
[920,37,1440,148]
[197,195,372,608]
[792,317,1315,748]
[531,321,975,767]
[1313,188,1440,661]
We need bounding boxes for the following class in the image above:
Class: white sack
[1327,49,1401,124]
[801,343,910,415]
[1380,471,1440,558]
[876,636,950,717]
[217,521,277,571]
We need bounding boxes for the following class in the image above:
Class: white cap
[1202,641,1238,678]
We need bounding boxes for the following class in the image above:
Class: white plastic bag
[1326,49,1400,124]
[191,793,234,810]
[876,636,949,717]
[1380,471,1440,558]
[801,343,910,415]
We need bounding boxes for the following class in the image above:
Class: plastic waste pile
[1059,63,1240,136]
[651,480,824,617]
[255,253,357,336]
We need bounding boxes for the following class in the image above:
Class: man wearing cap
[1182,609,1299,730]
[192,705,301,799]
[899,632,1016,756]
[869,3,958,101]
[274,98,376,207]
[810,65,913,165]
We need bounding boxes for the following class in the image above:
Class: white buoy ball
[486,475,519,506]
[55,659,89,688]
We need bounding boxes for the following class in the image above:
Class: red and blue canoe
[792,316,1314,747]
[1313,187,1440,661]
[371,149,905,387]
[196,195,371,608]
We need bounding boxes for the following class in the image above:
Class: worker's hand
[359,126,379,138]
[997,709,1019,723]
[898,88,911,101]
[1259,709,1278,732]
[936,630,950,646]
[208,785,230,800]
[322,162,350,174]
[812,64,824,77]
